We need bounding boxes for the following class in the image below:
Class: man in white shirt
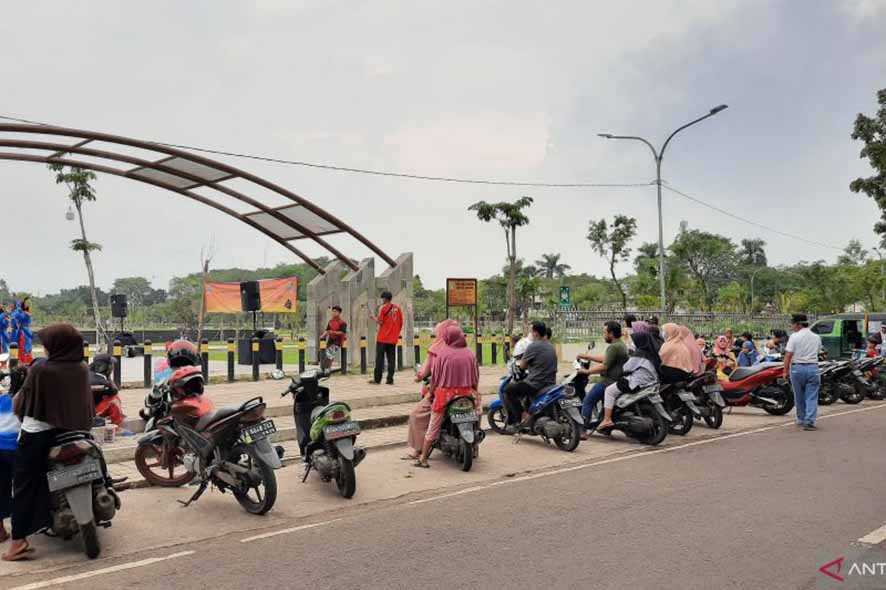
[783,313,822,431]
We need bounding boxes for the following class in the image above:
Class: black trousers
[504,381,538,425]
[0,449,13,520]
[12,429,58,539]
[373,342,396,384]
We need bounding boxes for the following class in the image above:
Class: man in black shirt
[504,321,558,432]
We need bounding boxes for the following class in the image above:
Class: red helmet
[167,339,200,368]
[168,365,204,399]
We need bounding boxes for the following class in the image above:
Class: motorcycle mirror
[587,340,595,350]
[271,369,286,380]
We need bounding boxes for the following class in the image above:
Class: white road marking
[239,519,341,543]
[409,403,886,506]
[9,551,195,590]
[859,523,886,545]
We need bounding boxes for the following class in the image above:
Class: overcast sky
[2,0,885,295]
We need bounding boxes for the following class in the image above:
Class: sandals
[413,460,430,469]
[2,541,33,561]
[400,454,419,461]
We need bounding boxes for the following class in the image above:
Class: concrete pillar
[342,258,375,369]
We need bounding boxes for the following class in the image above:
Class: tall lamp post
[598,104,728,312]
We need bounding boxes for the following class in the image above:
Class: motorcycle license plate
[240,419,277,443]
[47,458,102,492]
[450,412,478,424]
[558,398,582,408]
[703,384,722,393]
[324,421,360,440]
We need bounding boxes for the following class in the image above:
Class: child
[0,383,20,543]
[320,305,347,370]
[737,340,760,367]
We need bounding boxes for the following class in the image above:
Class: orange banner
[204,278,299,314]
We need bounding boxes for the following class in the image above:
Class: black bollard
[340,344,348,374]
[476,333,483,366]
[200,339,209,381]
[414,332,421,366]
[113,340,123,386]
[397,336,403,371]
[251,337,260,382]
[298,337,306,373]
[226,339,235,382]
[359,336,367,374]
[143,339,153,387]
[275,338,284,371]
[8,343,18,370]
[492,333,498,365]
[504,339,511,363]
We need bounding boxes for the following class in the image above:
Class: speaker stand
[252,311,258,335]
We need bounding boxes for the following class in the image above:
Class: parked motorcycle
[659,380,704,436]
[137,369,282,514]
[282,369,366,498]
[818,360,866,405]
[854,356,883,400]
[718,362,795,415]
[46,432,121,558]
[692,372,727,429]
[134,381,194,487]
[583,383,671,445]
[487,373,584,451]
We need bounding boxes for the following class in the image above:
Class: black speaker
[240,281,261,312]
[110,294,128,318]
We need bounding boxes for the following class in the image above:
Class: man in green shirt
[578,321,629,428]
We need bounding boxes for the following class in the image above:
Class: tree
[195,240,215,345]
[468,197,533,334]
[670,229,737,310]
[850,88,886,241]
[739,238,767,267]
[534,253,571,279]
[838,239,868,266]
[587,215,638,309]
[50,164,108,348]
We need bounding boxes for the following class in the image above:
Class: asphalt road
[5,404,886,590]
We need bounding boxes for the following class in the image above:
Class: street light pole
[599,104,728,313]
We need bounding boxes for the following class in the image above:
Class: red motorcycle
[718,362,795,415]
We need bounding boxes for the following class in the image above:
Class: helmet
[167,339,200,368]
[89,353,116,377]
[168,365,204,400]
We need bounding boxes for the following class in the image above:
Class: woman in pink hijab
[403,319,457,461]
[415,323,479,469]
[712,335,737,377]
[678,325,705,376]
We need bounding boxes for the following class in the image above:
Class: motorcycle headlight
[564,385,576,398]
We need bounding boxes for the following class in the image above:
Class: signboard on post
[559,286,571,310]
[446,278,479,338]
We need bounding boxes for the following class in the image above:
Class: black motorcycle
[818,360,866,405]
[585,384,671,446]
[427,395,484,472]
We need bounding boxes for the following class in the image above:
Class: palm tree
[739,238,767,267]
[50,164,108,349]
[534,253,571,279]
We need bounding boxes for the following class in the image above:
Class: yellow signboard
[447,278,478,307]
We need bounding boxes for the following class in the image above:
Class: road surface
[3,403,885,589]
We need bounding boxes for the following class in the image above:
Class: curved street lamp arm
[661,105,727,159]
[601,134,659,160]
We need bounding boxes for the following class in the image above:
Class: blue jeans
[790,363,820,426]
[581,382,606,423]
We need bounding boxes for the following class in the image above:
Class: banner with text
[204,277,299,314]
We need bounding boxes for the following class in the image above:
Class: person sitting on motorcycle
[89,353,129,431]
[414,323,479,468]
[504,322,557,433]
[404,319,457,461]
[764,330,786,359]
[154,339,200,386]
[577,321,628,429]
[659,323,696,384]
[712,335,737,378]
[3,324,93,562]
[679,325,705,376]
[737,340,761,367]
[596,331,661,433]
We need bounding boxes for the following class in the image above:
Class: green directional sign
[559,286,571,309]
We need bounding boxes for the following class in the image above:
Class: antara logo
[819,555,886,582]
[819,556,845,582]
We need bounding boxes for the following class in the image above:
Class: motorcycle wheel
[818,382,839,405]
[233,452,278,515]
[637,401,668,446]
[668,408,694,436]
[336,457,357,499]
[134,441,195,487]
[553,407,581,452]
[703,404,724,429]
[868,385,886,400]
[460,439,473,472]
[842,383,865,405]
[762,389,795,415]
[486,407,508,435]
[80,521,101,559]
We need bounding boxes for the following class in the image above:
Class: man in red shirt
[370,291,402,385]
[320,305,347,371]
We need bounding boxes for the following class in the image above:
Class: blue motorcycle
[486,373,584,452]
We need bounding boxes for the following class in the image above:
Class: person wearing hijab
[737,340,761,367]
[414,324,479,468]
[712,335,737,378]
[403,319,457,461]
[626,320,649,352]
[678,325,706,376]
[596,332,660,433]
[2,323,93,561]
[659,323,696,383]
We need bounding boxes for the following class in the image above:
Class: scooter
[583,383,672,445]
[487,373,584,452]
[282,368,366,498]
[718,362,794,415]
[818,359,867,405]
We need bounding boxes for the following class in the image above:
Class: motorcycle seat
[195,406,240,431]
[729,362,780,382]
[537,384,561,397]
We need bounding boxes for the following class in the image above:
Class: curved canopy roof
[0,123,396,274]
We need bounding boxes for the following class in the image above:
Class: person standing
[783,313,822,431]
[0,382,19,544]
[0,305,9,354]
[17,300,32,365]
[369,291,402,385]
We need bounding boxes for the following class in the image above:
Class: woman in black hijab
[2,323,93,561]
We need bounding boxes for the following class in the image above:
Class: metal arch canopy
[0,123,397,274]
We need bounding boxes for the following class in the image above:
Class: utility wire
[661,183,843,251]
